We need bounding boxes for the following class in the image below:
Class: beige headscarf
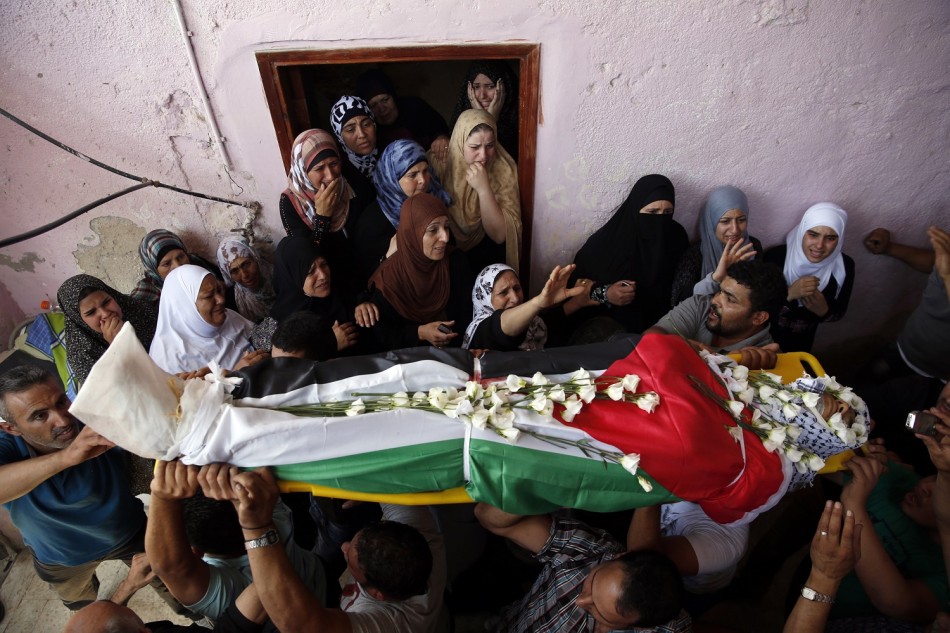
[431,110,522,272]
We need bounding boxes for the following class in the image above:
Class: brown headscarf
[283,129,355,233]
[369,193,452,323]
[431,110,522,272]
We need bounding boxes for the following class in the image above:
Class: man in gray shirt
[646,260,787,368]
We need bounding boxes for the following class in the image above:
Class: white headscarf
[462,264,547,351]
[783,202,848,298]
[148,265,254,374]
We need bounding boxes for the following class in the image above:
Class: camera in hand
[906,411,940,437]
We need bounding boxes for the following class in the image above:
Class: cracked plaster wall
[0,0,948,355]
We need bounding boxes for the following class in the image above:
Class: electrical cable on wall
[0,106,262,249]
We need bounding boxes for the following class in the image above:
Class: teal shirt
[833,462,949,618]
[0,431,144,566]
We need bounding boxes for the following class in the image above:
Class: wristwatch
[244,529,280,550]
[590,284,611,307]
[800,586,835,604]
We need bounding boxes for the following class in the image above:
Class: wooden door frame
[256,43,541,276]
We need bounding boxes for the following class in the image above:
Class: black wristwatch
[590,284,611,307]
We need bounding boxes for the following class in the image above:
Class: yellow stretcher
[278,351,858,502]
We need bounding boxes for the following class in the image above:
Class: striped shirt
[494,516,692,632]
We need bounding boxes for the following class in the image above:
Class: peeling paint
[72,216,147,294]
[754,0,809,27]
[0,252,45,273]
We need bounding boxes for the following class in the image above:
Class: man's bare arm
[474,503,552,555]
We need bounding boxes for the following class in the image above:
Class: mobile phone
[437,324,453,334]
[906,411,940,437]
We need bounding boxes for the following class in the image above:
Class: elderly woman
[57,275,158,387]
[671,186,762,305]
[329,96,379,206]
[764,202,855,352]
[352,139,451,287]
[148,264,260,375]
[254,236,359,356]
[431,110,521,274]
[451,60,520,161]
[462,263,586,352]
[130,229,220,303]
[569,174,689,339]
[355,193,473,351]
[215,237,275,323]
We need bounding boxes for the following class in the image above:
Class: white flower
[412,391,427,403]
[727,378,748,394]
[827,412,845,430]
[795,460,808,474]
[499,427,521,443]
[537,399,555,419]
[807,454,826,471]
[531,372,549,386]
[786,425,802,440]
[529,394,549,412]
[768,427,787,444]
[570,368,591,384]
[759,385,777,400]
[728,426,743,443]
[842,429,857,446]
[737,387,756,404]
[637,475,653,492]
[345,398,366,416]
[464,381,483,400]
[391,392,410,407]
[606,382,625,401]
[578,384,597,404]
[488,404,514,429]
[547,386,566,403]
[732,365,749,381]
[824,376,842,391]
[852,422,867,438]
[455,399,475,417]
[490,390,509,407]
[836,389,856,405]
[445,387,459,400]
[428,388,449,410]
[727,400,745,417]
[620,453,641,475]
[784,446,804,462]
[776,390,794,403]
[561,396,584,423]
[764,372,783,384]
[470,408,490,429]
[801,392,820,409]
[506,374,526,391]
[622,374,641,392]
[636,392,660,413]
[782,402,801,419]
[763,439,781,453]
[750,409,764,424]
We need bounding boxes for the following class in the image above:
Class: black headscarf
[270,236,349,324]
[571,174,689,331]
[58,274,158,386]
[451,61,520,160]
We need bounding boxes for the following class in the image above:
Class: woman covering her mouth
[357,193,474,351]
[764,202,855,352]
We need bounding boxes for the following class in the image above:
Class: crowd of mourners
[0,61,948,633]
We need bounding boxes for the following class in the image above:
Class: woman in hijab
[569,174,689,338]
[58,275,158,387]
[258,236,358,356]
[130,229,220,303]
[355,193,473,351]
[356,68,450,155]
[430,110,521,274]
[451,60,520,161]
[329,96,379,206]
[216,237,276,323]
[352,139,451,287]
[671,185,762,305]
[148,264,259,374]
[764,202,855,352]
[461,263,585,352]
[280,128,362,289]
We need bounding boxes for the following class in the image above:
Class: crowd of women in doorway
[28,59,950,631]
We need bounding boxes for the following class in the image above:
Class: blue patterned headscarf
[330,95,378,178]
[373,140,452,229]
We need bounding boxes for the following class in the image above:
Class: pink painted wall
[1,0,947,354]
